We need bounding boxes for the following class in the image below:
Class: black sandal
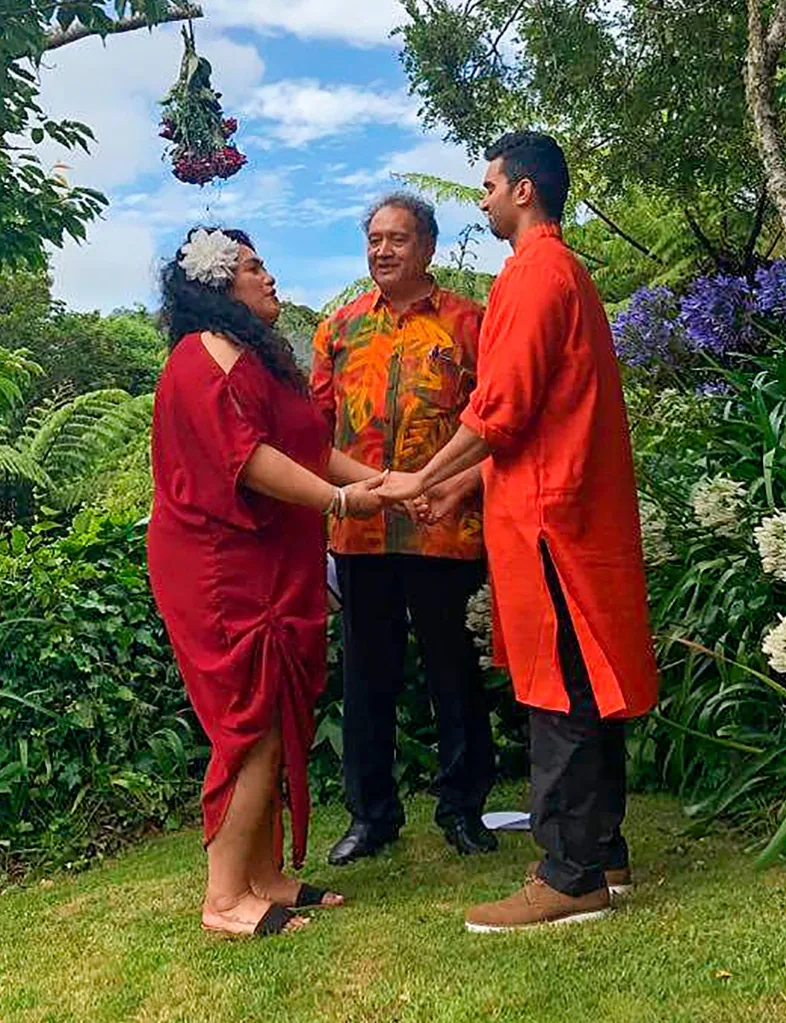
[254,903,297,935]
[202,902,297,938]
[294,883,332,908]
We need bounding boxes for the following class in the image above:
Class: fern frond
[321,278,374,317]
[0,444,51,489]
[0,346,43,416]
[392,173,484,207]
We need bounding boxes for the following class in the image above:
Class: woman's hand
[342,475,386,519]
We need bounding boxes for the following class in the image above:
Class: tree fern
[0,445,51,490]
[393,173,483,206]
[4,389,153,513]
[0,346,42,415]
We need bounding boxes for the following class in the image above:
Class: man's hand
[419,480,465,524]
[376,470,426,504]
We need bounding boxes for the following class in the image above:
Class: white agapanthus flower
[178,228,240,288]
[691,475,747,538]
[466,584,493,671]
[762,615,786,674]
[639,497,673,566]
[754,511,786,583]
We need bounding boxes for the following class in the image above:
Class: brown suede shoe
[527,860,632,898]
[604,866,633,897]
[465,877,611,933]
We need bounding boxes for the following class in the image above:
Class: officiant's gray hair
[362,192,439,248]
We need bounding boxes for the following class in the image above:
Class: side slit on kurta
[464,222,658,720]
[147,332,330,867]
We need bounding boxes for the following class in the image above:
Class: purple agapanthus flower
[611,285,683,367]
[678,274,755,355]
[695,380,732,398]
[755,259,786,319]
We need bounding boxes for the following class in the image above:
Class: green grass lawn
[2,784,786,1023]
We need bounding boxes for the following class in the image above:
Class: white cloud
[49,217,158,312]
[206,0,402,48]
[243,80,418,147]
[281,255,369,312]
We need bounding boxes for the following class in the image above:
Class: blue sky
[41,1,506,314]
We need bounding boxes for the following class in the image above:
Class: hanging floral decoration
[159,24,247,187]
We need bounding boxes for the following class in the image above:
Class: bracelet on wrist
[324,486,348,520]
[324,487,341,517]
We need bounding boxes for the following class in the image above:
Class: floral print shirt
[311,284,484,559]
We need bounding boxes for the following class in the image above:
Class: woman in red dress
[148,227,384,937]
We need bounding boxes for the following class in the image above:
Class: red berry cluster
[173,146,247,185]
[159,117,176,140]
[221,117,238,138]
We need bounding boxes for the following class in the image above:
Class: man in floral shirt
[311,193,497,864]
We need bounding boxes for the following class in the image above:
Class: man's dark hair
[485,132,570,222]
[362,192,439,248]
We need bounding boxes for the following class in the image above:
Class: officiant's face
[230,244,281,324]
[366,206,433,291]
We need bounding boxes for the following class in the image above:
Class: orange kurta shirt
[312,285,484,559]
[461,223,658,719]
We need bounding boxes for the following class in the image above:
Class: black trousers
[532,542,629,896]
[334,553,495,831]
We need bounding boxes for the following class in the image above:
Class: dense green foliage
[397,0,778,273]
[0,514,204,875]
[627,361,786,854]
[0,1,196,269]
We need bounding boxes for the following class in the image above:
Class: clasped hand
[342,471,462,525]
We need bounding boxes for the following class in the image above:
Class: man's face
[479,158,520,241]
[366,206,433,290]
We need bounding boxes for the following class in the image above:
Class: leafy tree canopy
[0,1,200,269]
[398,0,777,270]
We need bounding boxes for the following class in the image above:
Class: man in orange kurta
[379,131,659,931]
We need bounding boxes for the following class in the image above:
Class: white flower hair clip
[178,228,240,288]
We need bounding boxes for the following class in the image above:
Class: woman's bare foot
[202,889,310,936]
[252,873,344,908]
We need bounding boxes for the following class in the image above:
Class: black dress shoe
[327,821,399,866]
[443,815,499,855]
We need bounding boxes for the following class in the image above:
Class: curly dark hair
[160,226,307,393]
[362,192,439,248]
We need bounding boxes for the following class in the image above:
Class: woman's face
[229,244,281,324]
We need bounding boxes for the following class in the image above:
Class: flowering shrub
[763,617,786,675]
[691,475,748,537]
[611,285,685,368]
[679,274,756,355]
[755,261,786,318]
[755,511,786,583]
[611,259,786,372]
[466,584,493,670]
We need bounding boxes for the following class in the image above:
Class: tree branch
[743,186,769,275]
[43,2,203,52]
[746,0,786,236]
[582,199,662,262]
[765,1,786,74]
[683,207,725,268]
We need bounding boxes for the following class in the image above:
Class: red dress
[147,332,330,867]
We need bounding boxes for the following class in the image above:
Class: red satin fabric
[147,332,329,867]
